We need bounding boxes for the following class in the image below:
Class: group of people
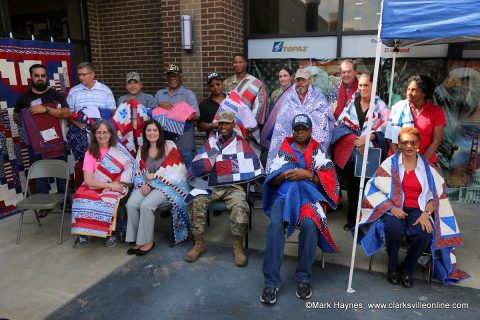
[14,56,468,306]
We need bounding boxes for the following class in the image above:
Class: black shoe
[343,223,354,231]
[387,271,400,285]
[401,272,414,288]
[213,210,222,217]
[78,235,90,246]
[136,242,155,256]
[296,282,312,300]
[127,247,141,255]
[260,287,278,304]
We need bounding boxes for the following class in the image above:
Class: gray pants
[125,188,167,245]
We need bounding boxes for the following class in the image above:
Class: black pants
[343,161,362,226]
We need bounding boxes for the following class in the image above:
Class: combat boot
[184,234,207,262]
[233,236,247,267]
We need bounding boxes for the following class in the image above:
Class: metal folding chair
[16,160,69,245]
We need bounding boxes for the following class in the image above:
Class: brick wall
[87,0,164,99]
[200,0,244,99]
[87,0,244,102]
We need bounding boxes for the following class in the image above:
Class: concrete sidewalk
[0,197,478,319]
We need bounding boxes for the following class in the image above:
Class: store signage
[248,37,337,59]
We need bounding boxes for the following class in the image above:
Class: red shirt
[402,170,422,208]
[411,101,446,163]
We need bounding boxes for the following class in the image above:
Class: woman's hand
[413,212,433,233]
[140,184,151,196]
[146,173,155,181]
[284,168,312,181]
[390,207,408,220]
[110,181,124,192]
[354,135,368,154]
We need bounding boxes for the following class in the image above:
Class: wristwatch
[45,106,51,113]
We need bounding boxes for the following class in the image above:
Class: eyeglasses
[77,72,93,77]
[399,140,418,147]
[95,131,110,136]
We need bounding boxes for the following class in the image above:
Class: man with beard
[326,59,359,120]
[154,64,199,167]
[224,54,267,126]
[13,64,70,217]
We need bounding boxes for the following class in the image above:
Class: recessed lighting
[354,17,362,20]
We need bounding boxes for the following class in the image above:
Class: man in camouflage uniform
[185,111,252,267]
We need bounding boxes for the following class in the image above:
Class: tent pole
[346,0,385,294]
[388,48,397,107]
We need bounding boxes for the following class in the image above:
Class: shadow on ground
[47,235,479,320]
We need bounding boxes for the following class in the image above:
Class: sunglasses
[399,140,418,147]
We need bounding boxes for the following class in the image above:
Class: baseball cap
[166,64,182,74]
[207,72,223,83]
[291,114,312,129]
[294,68,311,80]
[126,71,141,82]
[218,111,235,123]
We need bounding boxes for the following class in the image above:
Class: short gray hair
[77,62,95,72]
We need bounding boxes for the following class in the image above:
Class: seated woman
[260,114,339,304]
[71,120,136,247]
[359,127,469,287]
[332,73,389,231]
[125,120,190,256]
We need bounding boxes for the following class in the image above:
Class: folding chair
[368,240,432,283]
[16,160,69,245]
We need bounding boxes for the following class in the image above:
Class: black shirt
[354,96,368,129]
[199,94,225,136]
[14,88,68,113]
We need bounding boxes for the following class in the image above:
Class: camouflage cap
[218,111,235,123]
[126,71,141,82]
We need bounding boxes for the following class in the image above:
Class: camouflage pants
[189,184,249,237]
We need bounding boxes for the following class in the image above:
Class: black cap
[207,72,223,83]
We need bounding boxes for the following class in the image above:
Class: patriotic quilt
[152,102,196,135]
[263,137,340,253]
[134,140,190,243]
[112,100,150,157]
[0,38,74,219]
[359,153,470,284]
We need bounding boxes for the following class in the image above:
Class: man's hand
[29,105,48,114]
[141,184,151,196]
[284,168,312,181]
[158,102,173,110]
[390,207,408,220]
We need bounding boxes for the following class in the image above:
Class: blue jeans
[179,149,194,169]
[262,198,319,288]
[31,154,67,194]
[382,207,432,275]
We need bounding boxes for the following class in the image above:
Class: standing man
[266,68,334,172]
[326,59,358,120]
[13,63,70,217]
[67,62,116,122]
[198,72,226,138]
[154,64,199,167]
[117,71,156,108]
[224,54,267,126]
[67,62,116,188]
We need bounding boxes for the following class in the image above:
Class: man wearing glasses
[13,63,70,218]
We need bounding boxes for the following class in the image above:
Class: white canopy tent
[346,0,480,293]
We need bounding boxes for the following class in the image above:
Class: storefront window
[249,0,339,35]
[1,0,90,64]
[342,0,381,31]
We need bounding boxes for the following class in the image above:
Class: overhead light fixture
[354,17,362,20]
[181,15,194,51]
[355,2,363,5]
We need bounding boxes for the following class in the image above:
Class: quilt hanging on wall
[0,38,74,220]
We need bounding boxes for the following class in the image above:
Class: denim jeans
[262,198,319,288]
[179,149,194,169]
